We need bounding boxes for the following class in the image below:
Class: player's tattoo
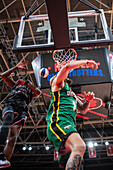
[67,154,81,170]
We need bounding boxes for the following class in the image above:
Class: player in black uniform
[0,61,41,168]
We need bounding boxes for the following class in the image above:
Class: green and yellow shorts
[47,119,77,154]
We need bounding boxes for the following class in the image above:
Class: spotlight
[22,146,27,151]
[94,142,98,146]
[105,141,109,146]
[5,137,8,144]
[28,146,32,151]
[45,146,50,150]
[88,142,93,148]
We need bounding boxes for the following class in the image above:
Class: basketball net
[52,48,77,69]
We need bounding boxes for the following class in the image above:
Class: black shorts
[2,105,27,127]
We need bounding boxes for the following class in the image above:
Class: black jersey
[4,84,32,111]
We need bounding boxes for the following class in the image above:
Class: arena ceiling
[1,0,113,170]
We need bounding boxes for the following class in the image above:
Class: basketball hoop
[52,48,77,67]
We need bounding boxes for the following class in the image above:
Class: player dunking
[46,59,98,169]
[0,61,41,168]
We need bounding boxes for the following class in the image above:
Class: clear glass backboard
[13,9,113,52]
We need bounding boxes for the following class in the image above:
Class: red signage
[88,146,96,158]
[106,144,113,156]
[54,149,59,161]
[109,53,113,59]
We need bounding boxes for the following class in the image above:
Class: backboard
[13,9,113,52]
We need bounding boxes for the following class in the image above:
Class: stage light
[28,146,32,151]
[6,138,8,144]
[94,142,98,146]
[22,146,27,151]
[45,145,50,150]
[88,142,93,148]
[105,141,109,146]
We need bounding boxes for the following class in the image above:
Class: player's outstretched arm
[66,60,98,70]
[1,61,28,88]
[55,60,98,85]
[27,81,42,98]
[77,91,94,114]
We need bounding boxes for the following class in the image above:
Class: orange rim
[52,48,77,65]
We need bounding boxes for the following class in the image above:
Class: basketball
[39,68,49,78]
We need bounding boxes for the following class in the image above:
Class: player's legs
[0,111,14,168]
[4,122,23,161]
[65,133,86,170]
[0,111,14,152]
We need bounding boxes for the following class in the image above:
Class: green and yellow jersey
[46,83,78,151]
[46,82,77,124]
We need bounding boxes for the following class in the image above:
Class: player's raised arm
[1,61,28,88]
[54,59,98,86]
[26,81,42,98]
[77,91,95,114]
